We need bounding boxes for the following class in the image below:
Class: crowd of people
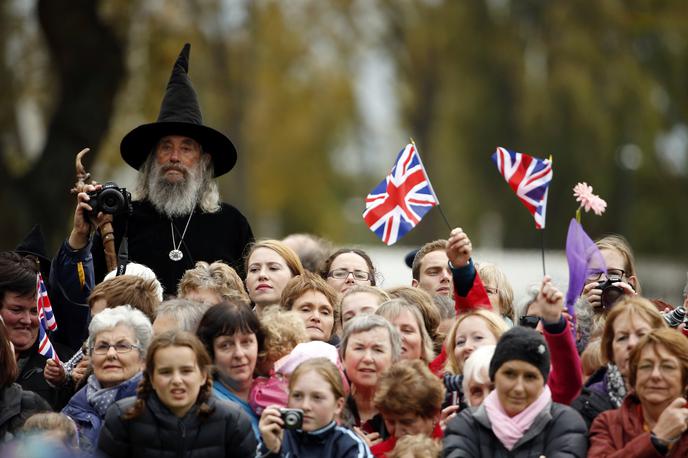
[3,43,688,458]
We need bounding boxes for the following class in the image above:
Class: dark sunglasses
[519,315,541,329]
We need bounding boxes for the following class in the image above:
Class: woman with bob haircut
[196,299,264,438]
[589,328,688,456]
[98,330,257,457]
[386,286,441,349]
[371,359,445,457]
[443,327,588,457]
[339,315,402,445]
[461,345,496,408]
[280,272,338,343]
[258,358,372,457]
[321,248,377,295]
[178,260,249,304]
[244,240,305,316]
[572,296,666,428]
[61,305,152,451]
[376,299,434,363]
[0,320,51,441]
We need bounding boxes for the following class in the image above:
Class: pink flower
[573,182,606,215]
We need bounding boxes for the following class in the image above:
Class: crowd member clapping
[340,315,402,445]
[0,319,51,442]
[443,327,588,457]
[340,286,390,328]
[280,272,337,343]
[98,330,256,457]
[61,305,151,452]
[244,240,304,316]
[177,260,249,304]
[588,328,688,456]
[196,300,263,437]
[376,299,434,362]
[370,360,445,457]
[572,297,667,428]
[321,248,377,295]
[258,358,372,457]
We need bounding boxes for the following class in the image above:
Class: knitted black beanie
[489,326,550,382]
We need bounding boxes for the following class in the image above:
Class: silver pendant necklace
[169,211,194,261]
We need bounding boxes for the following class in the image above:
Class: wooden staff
[71,148,117,272]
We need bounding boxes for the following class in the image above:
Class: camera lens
[99,188,125,214]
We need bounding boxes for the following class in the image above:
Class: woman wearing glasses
[321,248,377,295]
[62,305,152,452]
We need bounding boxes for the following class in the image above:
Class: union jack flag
[36,273,59,362]
[363,143,439,245]
[492,147,553,229]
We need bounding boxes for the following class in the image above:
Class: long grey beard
[147,163,202,218]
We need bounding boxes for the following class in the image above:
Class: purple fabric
[565,218,606,318]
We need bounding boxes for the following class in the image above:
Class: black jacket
[443,401,588,458]
[0,383,51,441]
[570,386,616,430]
[92,200,253,294]
[97,394,257,457]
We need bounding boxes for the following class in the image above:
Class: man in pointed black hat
[92,44,253,294]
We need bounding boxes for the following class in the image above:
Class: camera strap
[116,221,129,276]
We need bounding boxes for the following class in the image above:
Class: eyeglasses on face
[587,269,626,283]
[90,341,141,355]
[327,268,371,281]
[519,315,541,329]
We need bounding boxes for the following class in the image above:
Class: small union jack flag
[363,143,439,245]
[492,147,553,229]
[36,273,59,362]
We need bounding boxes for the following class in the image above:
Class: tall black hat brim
[120,121,237,177]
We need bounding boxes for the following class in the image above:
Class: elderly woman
[572,296,666,428]
[443,327,588,457]
[370,359,445,457]
[280,272,338,343]
[376,299,435,363]
[178,260,249,304]
[244,240,304,316]
[98,330,257,457]
[588,328,688,456]
[61,305,152,451]
[196,299,264,438]
[462,345,496,408]
[340,314,402,444]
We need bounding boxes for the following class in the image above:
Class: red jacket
[544,318,582,405]
[589,395,688,457]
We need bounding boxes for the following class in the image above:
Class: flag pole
[540,229,546,276]
[410,138,453,231]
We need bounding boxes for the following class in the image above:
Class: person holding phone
[258,358,372,457]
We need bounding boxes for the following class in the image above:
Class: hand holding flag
[363,143,439,245]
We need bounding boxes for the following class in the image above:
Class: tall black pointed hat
[14,224,51,280]
[120,43,237,177]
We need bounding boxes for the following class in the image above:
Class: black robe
[92,200,253,295]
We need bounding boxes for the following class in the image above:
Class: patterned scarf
[86,372,142,417]
[605,363,627,408]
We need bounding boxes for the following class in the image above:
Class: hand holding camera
[259,405,304,453]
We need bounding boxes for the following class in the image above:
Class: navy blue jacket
[257,421,372,458]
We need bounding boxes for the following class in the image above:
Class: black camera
[86,182,132,217]
[280,408,304,430]
[663,306,686,328]
[598,279,625,310]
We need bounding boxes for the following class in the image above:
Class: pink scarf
[483,384,552,451]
